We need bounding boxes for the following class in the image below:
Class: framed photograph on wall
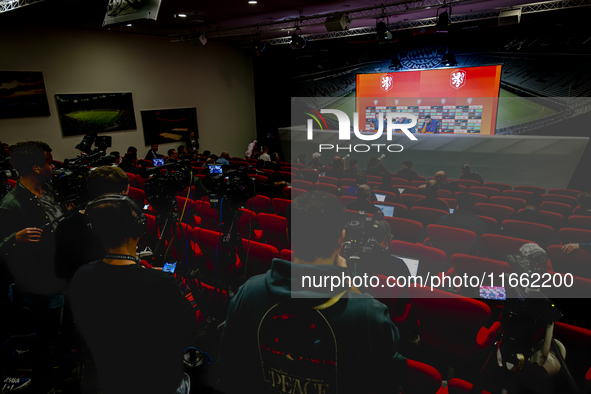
[0,71,50,119]
[140,107,198,146]
[55,92,137,137]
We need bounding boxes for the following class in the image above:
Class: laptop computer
[375,204,394,217]
[391,255,420,277]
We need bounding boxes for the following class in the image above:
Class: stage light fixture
[290,29,307,49]
[251,39,267,56]
[436,7,451,33]
[376,21,392,40]
[441,53,457,67]
[389,58,402,70]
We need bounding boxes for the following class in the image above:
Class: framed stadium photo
[0,71,50,119]
[55,92,137,137]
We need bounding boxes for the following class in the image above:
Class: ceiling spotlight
[177,13,187,17]
[389,58,402,70]
[248,1,257,3]
[441,53,457,66]
[251,39,267,56]
[290,29,307,49]
[376,21,392,40]
[436,7,451,33]
[126,24,132,27]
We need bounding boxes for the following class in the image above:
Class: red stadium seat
[548,188,582,198]
[141,213,158,247]
[542,193,579,209]
[553,322,591,388]
[126,172,139,189]
[373,190,399,203]
[454,192,488,203]
[514,185,545,194]
[367,181,382,189]
[6,179,16,188]
[257,213,291,251]
[547,245,591,279]
[477,215,497,233]
[283,187,307,200]
[447,379,492,394]
[410,206,450,226]
[400,194,426,207]
[394,185,420,194]
[289,163,304,170]
[193,201,219,231]
[457,185,468,193]
[383,217,423,243]
[469,186,500,198]
[390,240,447,278]
[426,224,478,257]
[193,227,242,275]
[503,190,532,200]
[390,177,410,185]
[340,186,350,196]
[317,176,339,186]
[262,169,274,177]
[437,189,452,198]
[441,198,457,210]
[480,234,537,260]
[408,285,500,359]
[568,215,591,230]
[249,174,268,184]
[340,196,356,206]
[340,178,356,186]
[176,196,195,226]
[313,183,339,196]
[514,208,564,227]
[406,360,445,394]
[280,249,294,262]
[278,171,296,180]
[127,187,146,206]
[474,203,514,223]
[238,208,263,241]
[454,179,481,188]
[483,182,512,193]
[489,196,525,210]
[283,167,299,174]
[245,195,272,214]
[374,201,408,218]
[501,220,554,245]
[290,180,313,191]
[243,239,279,279]
[367,175,380,182]
[272,198,291,217]
[411,180,427,188]
[541,201,573,218]
[451,254,514,295]
[559,228,591,244]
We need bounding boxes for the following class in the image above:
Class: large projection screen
[356,65,502,135]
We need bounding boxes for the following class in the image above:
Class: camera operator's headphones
[86,194,147,238]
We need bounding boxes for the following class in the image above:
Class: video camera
[201,165,255,214]
[340,210,387,277]
[52,132,115,205]
[141,159,193,216]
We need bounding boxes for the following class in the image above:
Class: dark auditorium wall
[0,23,257,161]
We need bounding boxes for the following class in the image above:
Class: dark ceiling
[1,0,555,42]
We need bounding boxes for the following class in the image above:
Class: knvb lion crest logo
[450,69,467,90]
[380,74,394,92]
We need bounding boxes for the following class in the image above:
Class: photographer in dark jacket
[69,194,196,394]
[0,141,66,388]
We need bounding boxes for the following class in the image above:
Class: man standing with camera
[218,191,406,393]
[0,141,66,389]
[69,194,196,394]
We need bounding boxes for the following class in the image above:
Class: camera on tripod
[52,132,115,205]
[340,210,386,277]
[141,159,193,216]
[201,165,255,216]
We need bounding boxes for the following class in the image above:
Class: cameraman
[0,141,66,386]
[55,166,130,282]
[69,194,196,394]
